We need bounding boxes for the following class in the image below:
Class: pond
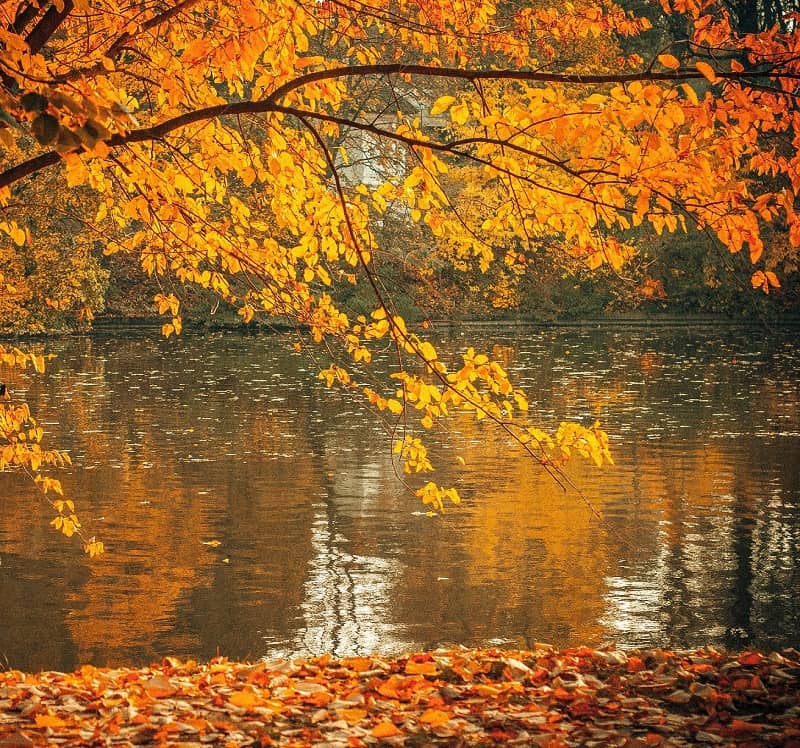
[1,323,798,673]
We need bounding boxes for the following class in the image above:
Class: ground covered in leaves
[1,646,799,746]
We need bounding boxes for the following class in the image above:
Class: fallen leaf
[666,689,692,704]
[419,707,451,726]
[341,657,372,672]
[738,652,763,666]
[34,714,68,728]
[293,681,329,694]
[627,656,646,672]
[371,721,401,738]
[339,707,367,724]
[405,660,439,676]
[229,688,260,710]
[730,719,764,733]
[143,674,177,698]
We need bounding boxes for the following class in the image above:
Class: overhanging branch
[1,61,796,191]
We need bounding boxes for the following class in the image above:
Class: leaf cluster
[0,646,798,744]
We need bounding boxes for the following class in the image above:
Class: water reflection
[290,503,408,657]
[0,325,798,671]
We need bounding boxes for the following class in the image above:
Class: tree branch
[0,61,795,191]
[1,0,73,93]
[11,1,44,35]
[24,0,74,54]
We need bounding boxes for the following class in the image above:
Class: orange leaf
[371,721,401,738]
[376,675,402,698]
[340,708,368,725]
[229,688,260,710]
[695,61,717,83]
[341,656,373,672]
[404,659,439,676]
[737,652,763,666]
[627,656,646,672]
[751,271,768,293]
[657,54,680,70]
[730,719,764,733]
[143,674,177,698]
[35,713,68,728]
[419,708,451,726]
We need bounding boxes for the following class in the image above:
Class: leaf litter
[0,645,798,746]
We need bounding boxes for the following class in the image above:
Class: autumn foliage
[1,0,799,548]
[0,646,798,745]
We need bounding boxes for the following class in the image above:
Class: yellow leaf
[419,341,437,362]
[84,539,105,557]
[430,95,456,116]
[658,54,680,70]
[450,102,469,125]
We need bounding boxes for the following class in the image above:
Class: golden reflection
[0,327,797,670]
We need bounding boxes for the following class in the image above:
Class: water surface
[1,324,798,672]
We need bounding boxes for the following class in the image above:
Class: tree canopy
[1,0,799,552]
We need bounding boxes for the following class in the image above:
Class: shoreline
[3,312,800,342]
